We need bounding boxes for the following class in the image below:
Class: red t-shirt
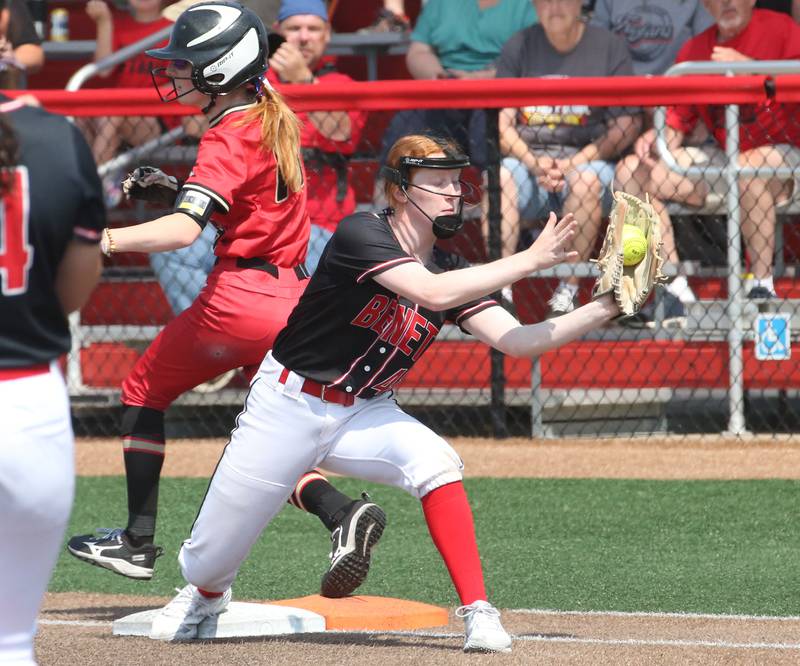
[267,65,368,233]
[184,103,310,265]
[109,12,180,129]
[666,9,800,151]
[110,12,173,88]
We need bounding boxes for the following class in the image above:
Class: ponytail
[0,113,19,196]
[239,85,303,193]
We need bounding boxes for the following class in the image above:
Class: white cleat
[457,600,512,653]
[149,584,232,641]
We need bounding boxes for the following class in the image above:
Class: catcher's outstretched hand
[592,191,667,317]
[121,166,179,205]
[527,212,579,272]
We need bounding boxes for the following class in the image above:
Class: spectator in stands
[358,0,412,33]
[590,1,712,318]
[83,0,205,206]
[0,0,44,85]
[269,0,367,273]
[590,0,713,76]
[496,0,639,315]
[374,0,537,208]
[616,0,800,302]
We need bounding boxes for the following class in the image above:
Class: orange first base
[270,595,449,631]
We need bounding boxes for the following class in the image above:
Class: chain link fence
[43,75,800,438]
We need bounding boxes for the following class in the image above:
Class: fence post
[485,108,508,437]
[724,102,747,435]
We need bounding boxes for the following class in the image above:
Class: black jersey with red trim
[272,211,497,398]
[0,96,104,367]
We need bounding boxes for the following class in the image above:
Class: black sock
[125,532,153,549]
[121,406,165,539]
[300,479,356,532]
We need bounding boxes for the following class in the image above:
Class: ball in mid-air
[622,224,647,266]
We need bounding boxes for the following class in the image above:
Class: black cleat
[320,494,386,598]
[746,286,777,301]
[67,528,163,580]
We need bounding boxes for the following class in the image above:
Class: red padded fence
[8,73,800,114]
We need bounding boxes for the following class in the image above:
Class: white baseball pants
[179,351,464,593]
[0,365,74,665]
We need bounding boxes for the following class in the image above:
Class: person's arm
[373,212,578,311]
[499,106,536,169]
[86,0,114,75]
[463,293,619,358]
[405,41,447,79]
[11,42,43,72]
[567,114,642,167]
[4,0,44,73]
[269,44,351,140]
[633,124,684,161]
[55,240,103,314]
[102,212,203,255]
[499,106,564,191]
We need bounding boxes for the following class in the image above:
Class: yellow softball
[622,224,647,266]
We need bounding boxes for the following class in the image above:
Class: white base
[112,601,326,639]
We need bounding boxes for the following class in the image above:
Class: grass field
[54,476,800,616]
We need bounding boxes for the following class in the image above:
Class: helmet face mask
[150,62,196,103]
[380,153,475,239]
[147,1,268,102]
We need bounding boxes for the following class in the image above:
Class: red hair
[383,134,463,204]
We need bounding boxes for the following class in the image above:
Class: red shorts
[122,260,308,411]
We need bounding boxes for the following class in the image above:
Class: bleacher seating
[42,3,797,428]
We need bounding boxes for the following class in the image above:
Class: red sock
[197,587,223,598]
[421,481,486,605]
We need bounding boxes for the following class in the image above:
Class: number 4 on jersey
[0,167,33,296]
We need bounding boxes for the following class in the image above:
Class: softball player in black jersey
[0,96,104,664]
[148,134,622,651]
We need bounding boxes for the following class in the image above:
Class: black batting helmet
[147,1,268,96]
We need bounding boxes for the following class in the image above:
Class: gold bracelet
[102,227,117,256]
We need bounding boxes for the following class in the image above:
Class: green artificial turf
[53,477,800,615]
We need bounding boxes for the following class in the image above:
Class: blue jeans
[305,224,333,275]
[149,223,217,315]
[502,156,616,219]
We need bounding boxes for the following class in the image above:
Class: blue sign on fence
[754,313,791,361]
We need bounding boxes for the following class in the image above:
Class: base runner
[65,0,384,599]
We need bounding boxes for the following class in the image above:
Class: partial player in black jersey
[148,134,622,650]
[0,95,104,664]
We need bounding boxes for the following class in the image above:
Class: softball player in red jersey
[148,134,622,651]
[67,1,385,596]
[0,97,104,665]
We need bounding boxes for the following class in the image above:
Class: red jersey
[666,9,800,151]
[110,12,173,89]
[183,103,310,265]
[268,64,367,233]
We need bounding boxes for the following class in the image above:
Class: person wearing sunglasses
[67,0,385,601]
[147,133,622,652]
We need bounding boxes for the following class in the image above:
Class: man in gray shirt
[495,0,639,316]
[590,0,713,75]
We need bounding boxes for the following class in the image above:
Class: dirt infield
[35,436,800,665]
[75,434,800,479]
